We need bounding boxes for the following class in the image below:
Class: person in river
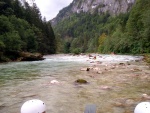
[20,99,150,113]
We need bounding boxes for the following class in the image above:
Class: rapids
[0,54,149,113]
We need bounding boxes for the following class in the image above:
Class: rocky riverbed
[0,54,149,113]
[78,54,150,113]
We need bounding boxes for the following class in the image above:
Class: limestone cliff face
[72,0,135,14]
[51,0,135,25]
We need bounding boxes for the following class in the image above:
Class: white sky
[26,0,73,21]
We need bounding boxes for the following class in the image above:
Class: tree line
[0,0,56,62]
[54,0,150,54]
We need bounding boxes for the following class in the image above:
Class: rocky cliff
[51,0,135,26]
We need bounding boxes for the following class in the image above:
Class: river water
[0,54,149,113]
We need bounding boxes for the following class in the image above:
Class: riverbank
[0,51,44,62]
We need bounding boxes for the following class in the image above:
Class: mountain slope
[51,0,135,26]
[53,0,150,54]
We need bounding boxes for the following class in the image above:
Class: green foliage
[0,15,21,52]
[0,40,5,51]
[98,33,107,53]
[64,42,71,53]
[0,15,13,34]
[54,13,110,53]
[9,16,37,52]
[126,0,150,53]
[0,0,56,62]
[0,31,21,51]
[54,0,150,54]
[72,48,81,55]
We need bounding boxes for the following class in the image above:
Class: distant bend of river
[0,54,149,113]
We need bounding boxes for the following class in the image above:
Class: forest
[0,0,150,62]
[0,0,56,62]
[54,0,150,54]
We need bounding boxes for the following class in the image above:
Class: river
[0,54,149,113]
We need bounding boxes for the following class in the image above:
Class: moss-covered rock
[75,79,88,84]
[0,51,44,62]
[19,52,44,61]
[143,54,150,64]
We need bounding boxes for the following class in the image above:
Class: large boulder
[19,52,44,61]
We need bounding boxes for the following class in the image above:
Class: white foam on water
[96,54,142,62]
[44,54,143,64]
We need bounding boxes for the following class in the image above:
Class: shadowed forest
[0,0,56,62]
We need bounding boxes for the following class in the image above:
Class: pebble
[50,80,59,84]
[125,99,135,106]
[100,85,112,90]
[142,94,150,99]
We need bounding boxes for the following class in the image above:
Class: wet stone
[0,103,5,110]
[119,63,126,66]
[125,99,135,106]
[75,79,88,84]
[113,98,126,107]
[0,102,5,106]
[21,93,37,98]
[113,107,125,113]
[99,85,112,90]
[113,101,125,107]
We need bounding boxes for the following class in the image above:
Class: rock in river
[75,79,88,84]
[19,52,44,61]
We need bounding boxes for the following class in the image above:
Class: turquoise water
[0,54,149,113]
[0,55,89,113]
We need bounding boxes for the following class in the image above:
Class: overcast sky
[26,0,73,21]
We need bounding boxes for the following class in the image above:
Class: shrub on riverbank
[144,54,150,64]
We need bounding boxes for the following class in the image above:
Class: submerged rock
[50,80,60,84]
[75,79,88,84]
[0,103,5,110]
[141,94,150,100]
[97,71,103,74]
[113,98,135,107]
[125,99,135,106]
[99,85,112,90]
[113,107,125,113]
[119,63,126,66]
[130,68,142,72]
[21,93,37,98]
[80,67,90,71]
